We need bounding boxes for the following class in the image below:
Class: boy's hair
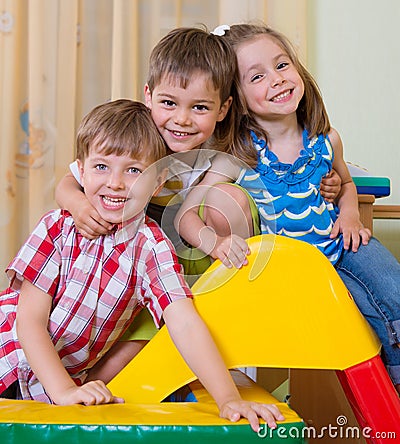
[76,99,166,163]
[147,26,242,152]
[221,22,331,167]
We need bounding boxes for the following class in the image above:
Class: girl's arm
[16,279,122,405]
[55,172,114,239]
[328,128,371,251]
[163,298,284,432]
[175,155,249,269]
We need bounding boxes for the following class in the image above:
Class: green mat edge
[1,421,307,444]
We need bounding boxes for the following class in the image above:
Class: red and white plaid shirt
[0,209,192,402]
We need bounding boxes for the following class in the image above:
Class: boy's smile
[144,72,231,153]
[78,148,161,225]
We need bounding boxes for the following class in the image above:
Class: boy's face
[144,71,232,153]
[77,146,162,225]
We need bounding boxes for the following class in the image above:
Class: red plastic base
[337,355,400,443]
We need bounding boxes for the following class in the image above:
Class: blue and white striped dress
[237,129,344,264]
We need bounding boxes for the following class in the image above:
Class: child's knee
[203,183,252,237]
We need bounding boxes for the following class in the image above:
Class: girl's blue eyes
[250,62,290,82]
[251,74,264,82]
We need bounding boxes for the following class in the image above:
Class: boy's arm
[55,172,114,239]
[329,128,371,251]
[320,169,341,202]
[86,340,147,384]
[175,155,249,269]
[16,279,122,405]
[163,298,284,432]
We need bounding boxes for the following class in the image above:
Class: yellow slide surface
[108,234,380,403]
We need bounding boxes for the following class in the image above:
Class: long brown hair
[222,22,331,166]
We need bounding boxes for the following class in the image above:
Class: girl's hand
[209,234,250,269]
[219,399,284,433]
[55,380,124,406]
[70,198,115,239]
[330,213,371,252]
[320,169,342,202]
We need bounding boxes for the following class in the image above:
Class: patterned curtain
[0,0,305,287]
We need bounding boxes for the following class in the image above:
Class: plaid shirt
[0,209,191,402]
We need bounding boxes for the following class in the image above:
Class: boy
[0,99,283,432]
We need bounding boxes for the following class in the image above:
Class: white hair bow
[211,24,230,36]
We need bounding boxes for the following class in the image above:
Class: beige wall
[306,0,400,259]
[224,0,400,258]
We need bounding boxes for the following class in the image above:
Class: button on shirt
[0,209,192,402]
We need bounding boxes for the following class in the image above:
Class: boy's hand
[71,198,115,239]
[220,399,284,433]
[330,213,371,252]
[320,170,341,202]
[55,380,124,406]
[210,235,250,269]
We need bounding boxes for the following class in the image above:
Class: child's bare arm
[163,298,284,432]
[175,155,249,268]
[86,340,147,384]
[328,129,371,251]
[16,279,123,405]
[55,172,114,239]
[320,169,341,202]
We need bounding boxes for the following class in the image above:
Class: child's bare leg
[203,183,253,238]
[86,340,148,384]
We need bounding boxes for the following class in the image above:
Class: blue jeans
[335,237,400,385]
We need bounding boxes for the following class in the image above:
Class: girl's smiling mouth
[168,129,197,137]
[270,89,293,102]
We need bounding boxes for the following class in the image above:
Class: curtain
[0,0,305,288]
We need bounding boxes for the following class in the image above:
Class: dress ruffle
[251,129,327,185]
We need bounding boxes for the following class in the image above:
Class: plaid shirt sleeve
[6,210,65,296]
[140,229,192,326]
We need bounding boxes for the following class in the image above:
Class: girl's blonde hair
[147,26,242,152]
[222,22,331,166]
[76,99,166,164]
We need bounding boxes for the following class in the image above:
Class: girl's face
[235,35,304,124]
[144,71,232,153]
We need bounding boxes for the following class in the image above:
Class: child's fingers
[78,380,116,405]
[351,230,361,252]
[213,236,249,269]
[226,243,249,268]
[330,220,340,239]
[76,217,114,239]
[359,228,371,245]
[86,215,114,233]
[220,401,283,433]
[253,403,285,430]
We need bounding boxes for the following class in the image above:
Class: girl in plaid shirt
[0,99,283,432]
